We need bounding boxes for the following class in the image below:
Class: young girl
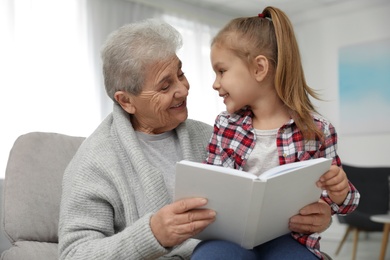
[196,6,360,260]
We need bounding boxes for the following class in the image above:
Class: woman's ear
[114,91,136,114]
[253,55,269,82]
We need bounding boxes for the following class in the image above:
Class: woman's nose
[174,81,189,98]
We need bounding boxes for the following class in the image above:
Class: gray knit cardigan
[59,103,213,259]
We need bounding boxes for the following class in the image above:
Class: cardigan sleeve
[58,151,171,260]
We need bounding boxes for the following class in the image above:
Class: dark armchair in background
[335,164,390,260]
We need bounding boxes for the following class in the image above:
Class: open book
[174,157,332,249]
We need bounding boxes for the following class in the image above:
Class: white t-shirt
[243,128,279,176]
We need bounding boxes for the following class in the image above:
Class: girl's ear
[253,55,269,82]
[114,91,136,114]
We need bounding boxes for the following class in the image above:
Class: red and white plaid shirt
[205,107,360,259]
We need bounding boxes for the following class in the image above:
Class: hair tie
[258,13,272,21]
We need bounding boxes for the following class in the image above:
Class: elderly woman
[58,19,333,259]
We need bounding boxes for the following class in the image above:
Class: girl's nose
[212,80,219,90]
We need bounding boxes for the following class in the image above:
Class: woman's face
[128,55,189,134]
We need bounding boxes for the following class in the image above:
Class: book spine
[241,180,266,249]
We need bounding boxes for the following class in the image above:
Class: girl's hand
[317,165,350,205]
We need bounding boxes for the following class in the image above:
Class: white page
[174,161,258,245]
[254,158,332,246]
[259,157,330,179]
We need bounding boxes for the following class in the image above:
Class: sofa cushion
[2,132,84,243]
[1,241,58,260]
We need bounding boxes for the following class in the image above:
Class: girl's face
[127,56,189,134]
[210,45,262,114]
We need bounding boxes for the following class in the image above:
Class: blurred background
[1,0,389,258]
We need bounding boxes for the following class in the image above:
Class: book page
[174,161,259,245]
[259,157,330,180]
[177,160,258,180]
[253,158,332,246]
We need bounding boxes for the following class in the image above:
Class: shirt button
[283,153,287,158]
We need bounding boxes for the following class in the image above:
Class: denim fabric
[191,234,319,260]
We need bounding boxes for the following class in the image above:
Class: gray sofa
[0,180,12,254]
[1,132,85,259]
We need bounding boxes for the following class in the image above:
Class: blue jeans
[191,234,319,260]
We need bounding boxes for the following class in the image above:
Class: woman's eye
[178,71,185,78]
[162,85,169,91]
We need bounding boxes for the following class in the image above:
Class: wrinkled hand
[150,198,216,248]
[317,165,349,205]
[289,200,331,234]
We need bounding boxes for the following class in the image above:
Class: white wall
[293,1,390,167]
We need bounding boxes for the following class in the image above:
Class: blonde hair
[212,6,323,141]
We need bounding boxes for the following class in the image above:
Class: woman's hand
[289,200,331,234]
[150,198,216,247]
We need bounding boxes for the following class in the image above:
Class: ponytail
[264,6,323,141]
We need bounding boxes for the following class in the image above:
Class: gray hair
[101,19,183,100]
